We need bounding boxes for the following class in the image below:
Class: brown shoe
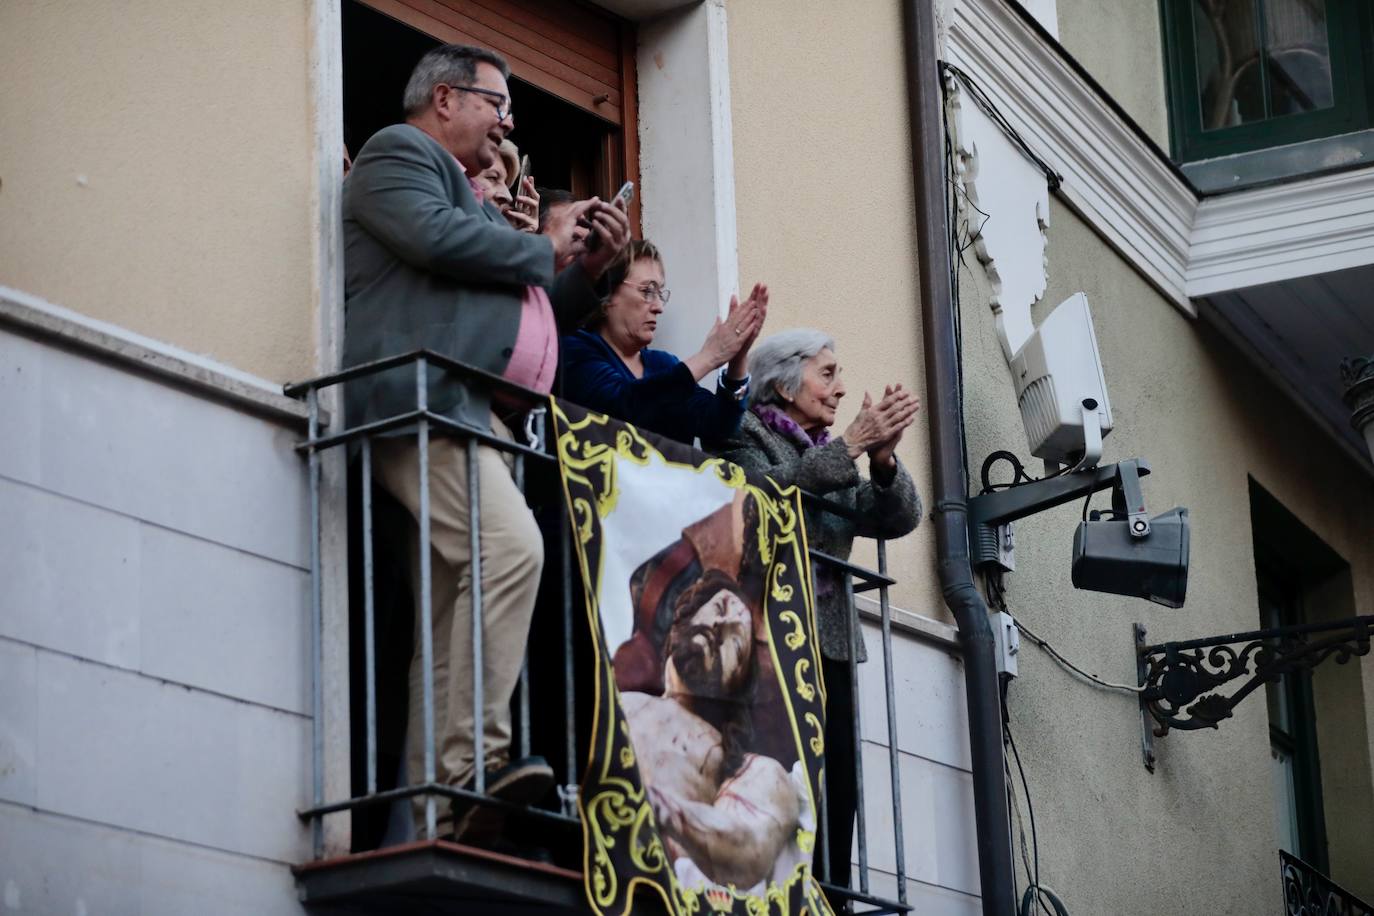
[452,756,556,846]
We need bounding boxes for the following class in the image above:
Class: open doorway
[339,0,641,856]
[341,0,639,214]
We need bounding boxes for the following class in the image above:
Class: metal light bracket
[1071,398,1104,474]
[969,458,1152,558]
[1134,623,1156,772]
[1113,459,1150,537]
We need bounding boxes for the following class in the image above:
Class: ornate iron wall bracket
[1136,616,1374,739]
[1281,850,1374,916]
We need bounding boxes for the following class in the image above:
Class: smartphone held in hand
[582,182,634,252]
[513,154,531,193]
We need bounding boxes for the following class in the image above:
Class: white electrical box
[992,611,1020,678]
[1009,292,1113,469]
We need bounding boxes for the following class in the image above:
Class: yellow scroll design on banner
[552,401,832,916]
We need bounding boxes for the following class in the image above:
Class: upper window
[1162,0,1374,162]
[1259,567,1327,870]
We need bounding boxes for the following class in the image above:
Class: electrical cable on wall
[980,450,1072,494]
[1006,721,1071,916]
[1002,731,1043,913]
[1006,760,1045,913]
[1002,675,1072,916]
[940,67,977,494]
[1015,618,1144,694]
[940,61,1063,191]
[939,61,1059,499]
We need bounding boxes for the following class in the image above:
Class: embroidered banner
[552,400,832,916]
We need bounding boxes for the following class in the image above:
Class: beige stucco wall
[960,199,1374,911]
[726,0,943,623]
[0,1,318,383]
[1053,0,1171,149]
[727,1,1373,909]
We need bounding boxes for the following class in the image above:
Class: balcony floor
[295,839,589,915]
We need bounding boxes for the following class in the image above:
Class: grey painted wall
[958,199,1374,913]
[0,327,312,914]
[857,620,979,914]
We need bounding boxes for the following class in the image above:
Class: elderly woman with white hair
[714,327,921,901]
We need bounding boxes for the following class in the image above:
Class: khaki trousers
[373,417,544,829]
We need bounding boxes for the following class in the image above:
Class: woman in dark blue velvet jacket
[559,239,768,445]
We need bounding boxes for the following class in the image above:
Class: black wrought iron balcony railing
[284,351,914,915]
[1281,850,1374,916]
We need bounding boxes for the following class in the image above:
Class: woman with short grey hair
[746,328,835,411]
[714,328,921,905]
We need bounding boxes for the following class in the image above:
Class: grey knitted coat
[716,410,922,662]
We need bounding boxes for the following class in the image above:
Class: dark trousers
[816,655,857,902]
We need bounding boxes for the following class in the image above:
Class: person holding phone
[538,190,596,270]
[559,238,769,446]
[342,42,630,847]
[471,139,539,232]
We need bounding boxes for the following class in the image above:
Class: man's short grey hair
[402,44,511,117]
[748,328,836,408]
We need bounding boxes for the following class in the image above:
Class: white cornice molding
[0,285,310,426]
[948,0,1198,314]
[1187,165,1374,296]
[854,596,963,653]
[949,0,1374,308]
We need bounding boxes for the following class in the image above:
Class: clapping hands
[686,283,770,382]
[844,384,920,471]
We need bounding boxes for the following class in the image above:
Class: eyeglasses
[622,281,671,304]
[446,84,513,122]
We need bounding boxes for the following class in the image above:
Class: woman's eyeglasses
[622,282,671,304]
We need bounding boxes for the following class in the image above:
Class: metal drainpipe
[900,1,1018,912]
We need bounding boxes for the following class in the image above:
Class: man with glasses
[341,43,630,846]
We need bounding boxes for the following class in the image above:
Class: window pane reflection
[1191,0,1334,131]
[1194,0,1267,129]
[1270,745,1300,855]
[1265,0,1334,116]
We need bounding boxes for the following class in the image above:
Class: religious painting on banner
[552,399,833,916]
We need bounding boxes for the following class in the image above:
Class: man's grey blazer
[341,123,599,431]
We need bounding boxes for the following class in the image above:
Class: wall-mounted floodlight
[970,460,1191,608]
[1071,462,1189,608]
[974,292,1189,607]
[1011,292,1113,472]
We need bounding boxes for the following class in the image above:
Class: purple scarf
[752,404,839,599]
[752,404,832,450]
